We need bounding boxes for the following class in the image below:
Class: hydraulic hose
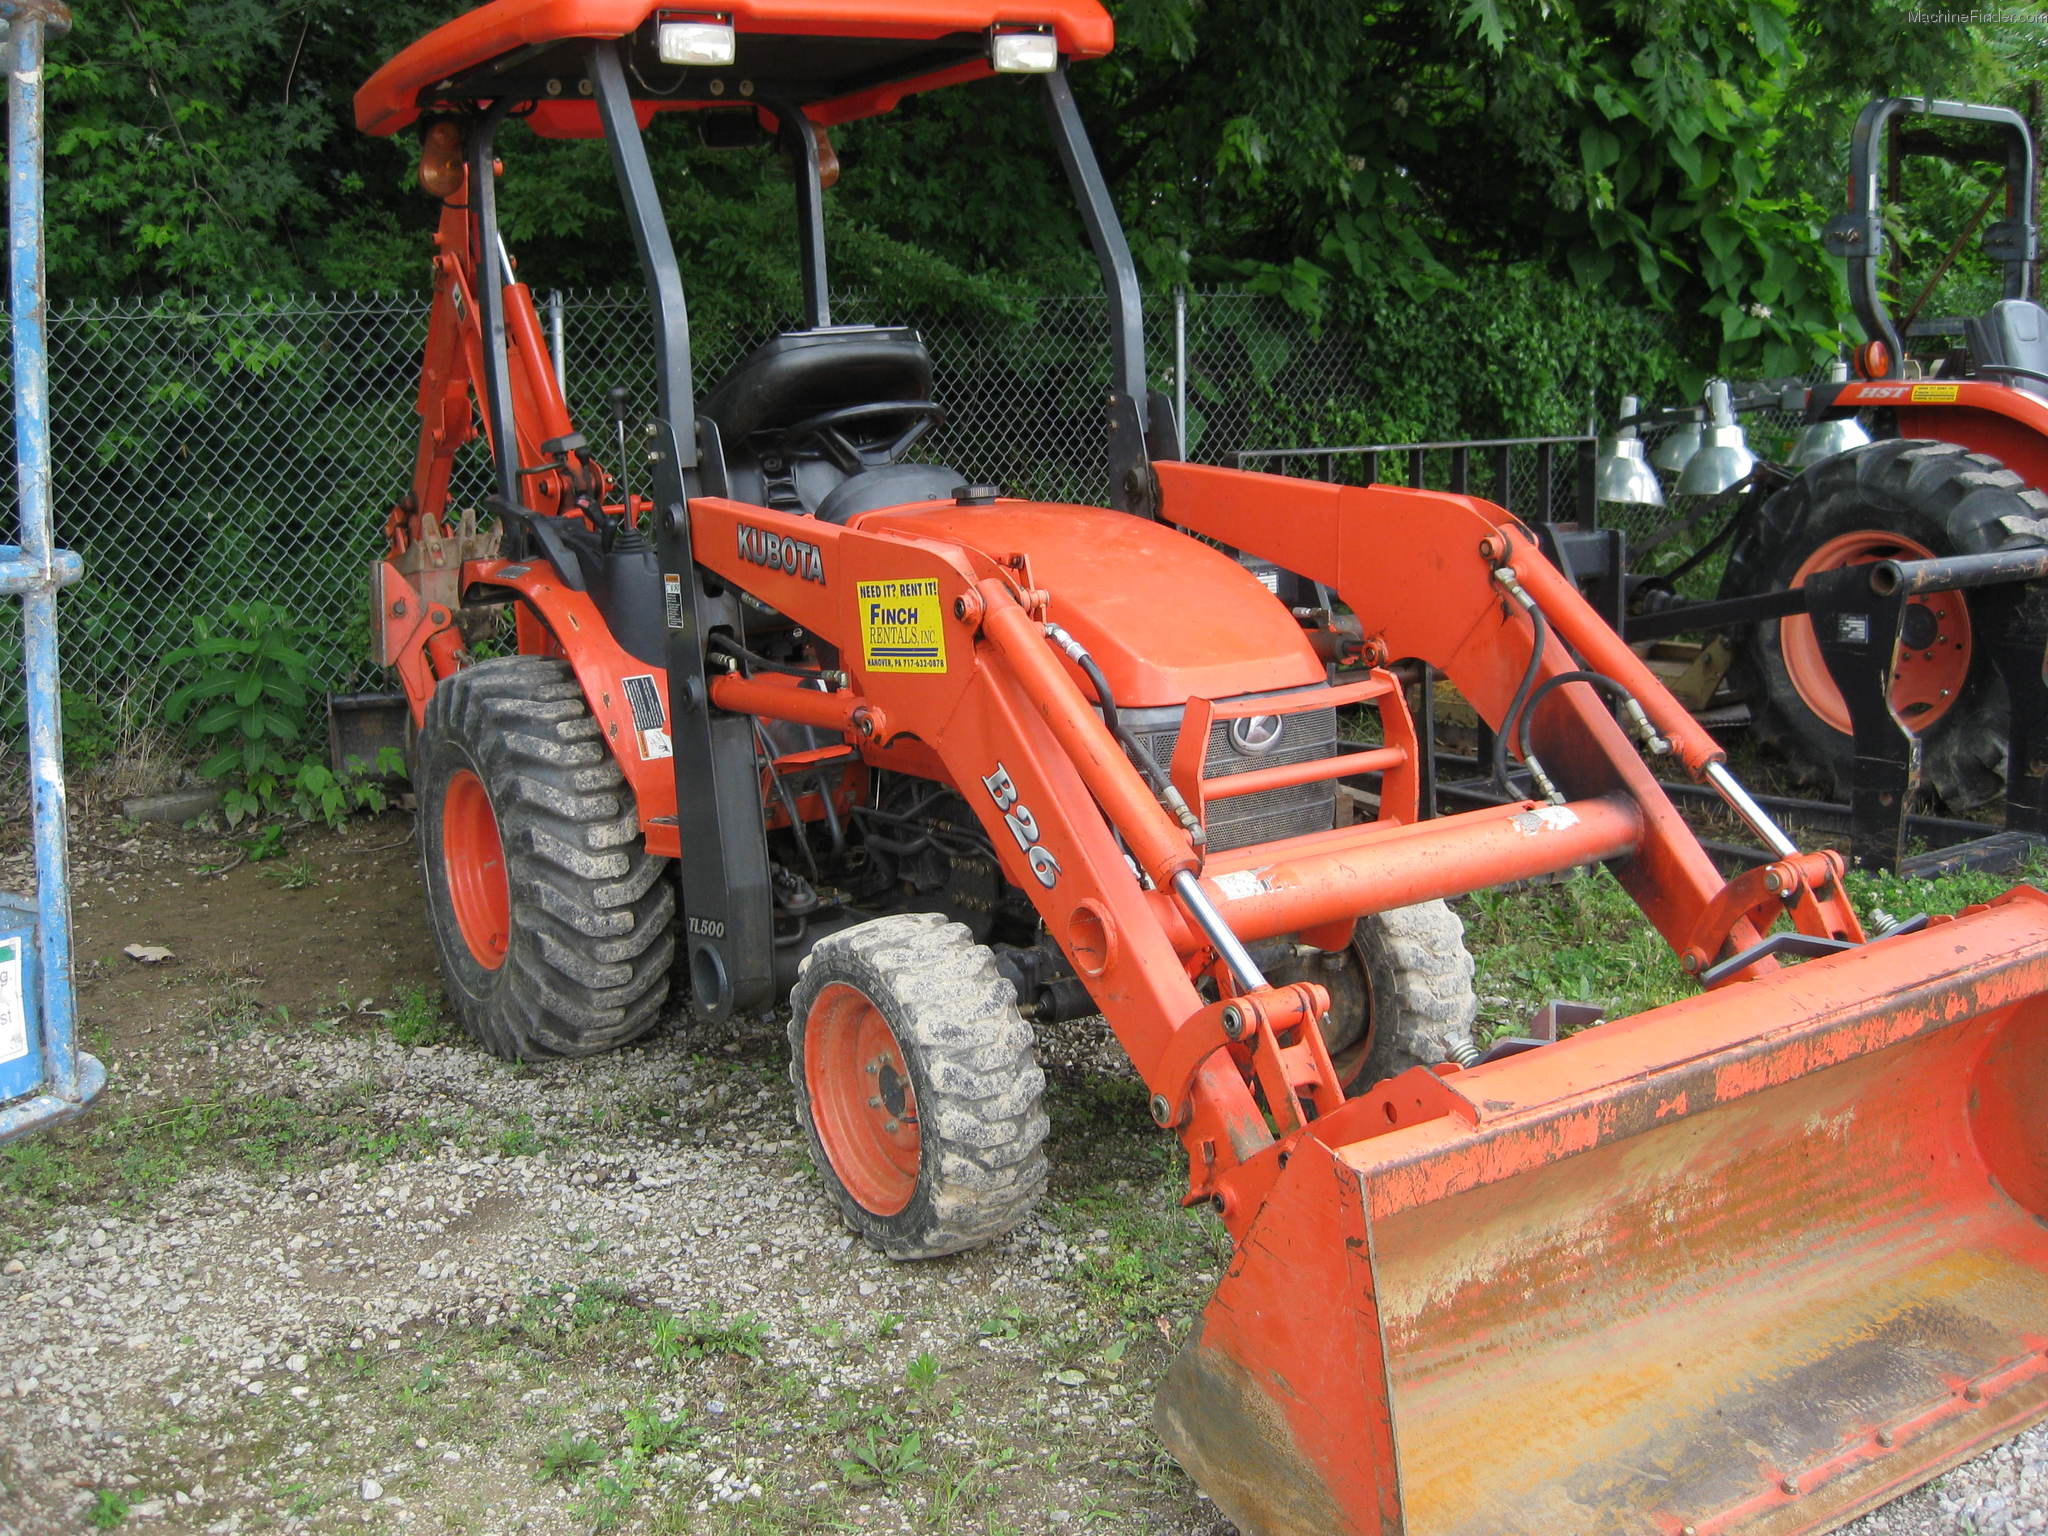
[1043,622,1206,847]
[1491,567,1553,793]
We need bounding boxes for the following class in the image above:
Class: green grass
[0,1090,462,1219]
[1457,851,2048,1039]
[386,984,459,1047]
[1460,866,1690,1028]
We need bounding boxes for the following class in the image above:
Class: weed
[1055,1185,1228,1327]
[649,1302,766,1364]
[86,1489,130,1529]
[571,1465,642,1530]
[874,1310,904,1340]
[624,1401,695,1456]
[284,1483,326,1516]
[263,854,318,890]
[538,1429,606,1481]
[494,1116,546,1157]
[976,1304,1030,1341]
[386,985,456,1048]
[837,1425,927,1489]
[398,1357,443,1409]
[1459,866,1687,1025]
[905,1352,941,1395]
[238,823,287,862]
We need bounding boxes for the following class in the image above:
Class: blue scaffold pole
[0,0,105,1144]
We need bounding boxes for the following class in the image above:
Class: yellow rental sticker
[858,579,948,672]
[1911,383,1961,403]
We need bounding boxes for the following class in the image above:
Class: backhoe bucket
[1158,890,2048,1536]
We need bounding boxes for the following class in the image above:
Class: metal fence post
[0,0,104,1144]
[1173,285,1189,453]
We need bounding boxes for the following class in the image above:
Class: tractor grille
[1122,692,1340,853]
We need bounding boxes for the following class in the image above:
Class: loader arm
[1153,462,1848,965]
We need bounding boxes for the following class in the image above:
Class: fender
[1832,378,2048,491]
[462,558,685,857]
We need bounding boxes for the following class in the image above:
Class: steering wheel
[780,399,945,476]
[1979,362,2048,388]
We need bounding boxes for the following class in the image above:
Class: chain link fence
[3,284,1719,746]
[0,286,1406,739]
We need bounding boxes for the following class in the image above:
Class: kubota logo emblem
[736,523,825,584]
[1229,715,1285,754]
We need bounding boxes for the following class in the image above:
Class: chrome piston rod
[1704,759,1800,861]
[1172,870,1269,992]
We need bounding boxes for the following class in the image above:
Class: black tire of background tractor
[1721,439,2048,811]
[789,913,1049,1261]
[417,656,675,1059]
[1301,900,1479,1094]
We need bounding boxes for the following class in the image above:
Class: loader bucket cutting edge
[1158,890,2048,1536]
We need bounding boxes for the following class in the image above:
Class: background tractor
[358,11,2048,1535]
[1724,97,2046,811]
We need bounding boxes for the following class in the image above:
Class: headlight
[657,16,737,67]
[989,29,1058,73]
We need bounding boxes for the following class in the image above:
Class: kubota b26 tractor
[357,10,2048,1534]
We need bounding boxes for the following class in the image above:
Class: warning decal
[858,579,948,673]
[621,673,672,761]
[0,937,26,1066]
[1911,383,1961,403]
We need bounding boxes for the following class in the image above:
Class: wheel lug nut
[884,1119,900,1133]
[867,1096,881,1109]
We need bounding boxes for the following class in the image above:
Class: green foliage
[86,1490,130,1530]
[538,1429,606,1482]
[45,0,2021,391]
[836,1425,928,1490]
[648,1303,767,1365]
[387,985,456,1048]
[162,599,313,811]
[624,1402,696,1457]
[237,824,286,862]
[162,601,389,826]
[0,688,122,770]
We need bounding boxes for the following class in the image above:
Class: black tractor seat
[701,325,935,442]
[700,325,961,520]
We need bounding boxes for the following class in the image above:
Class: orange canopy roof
[356,0,1114,137]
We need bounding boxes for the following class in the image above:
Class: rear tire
[416,656,675,1059]
[1307,900,1478,1093]
[789,913,1048,1260]
[1722,439,2048,810]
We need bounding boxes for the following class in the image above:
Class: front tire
[1306,900,1479,1093]
[1722,439,2048,809]
[789,913,1048,1260]
[416,656,675,1059]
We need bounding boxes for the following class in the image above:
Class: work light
[990,29,1058,73]
[657,16,737,67]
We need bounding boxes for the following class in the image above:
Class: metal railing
[1231,435,1599,525]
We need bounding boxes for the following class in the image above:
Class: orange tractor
[357,8,2048,1534]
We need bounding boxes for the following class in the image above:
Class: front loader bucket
[1158,890,2048,1536]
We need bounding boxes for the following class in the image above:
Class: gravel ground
[0,809,2043,1534]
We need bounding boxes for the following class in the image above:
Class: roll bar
[1823,97,2040,376]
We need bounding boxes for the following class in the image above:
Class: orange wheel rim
[805,983,920,1216]
[444,768,510,969]
[1780,530,1972,735]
